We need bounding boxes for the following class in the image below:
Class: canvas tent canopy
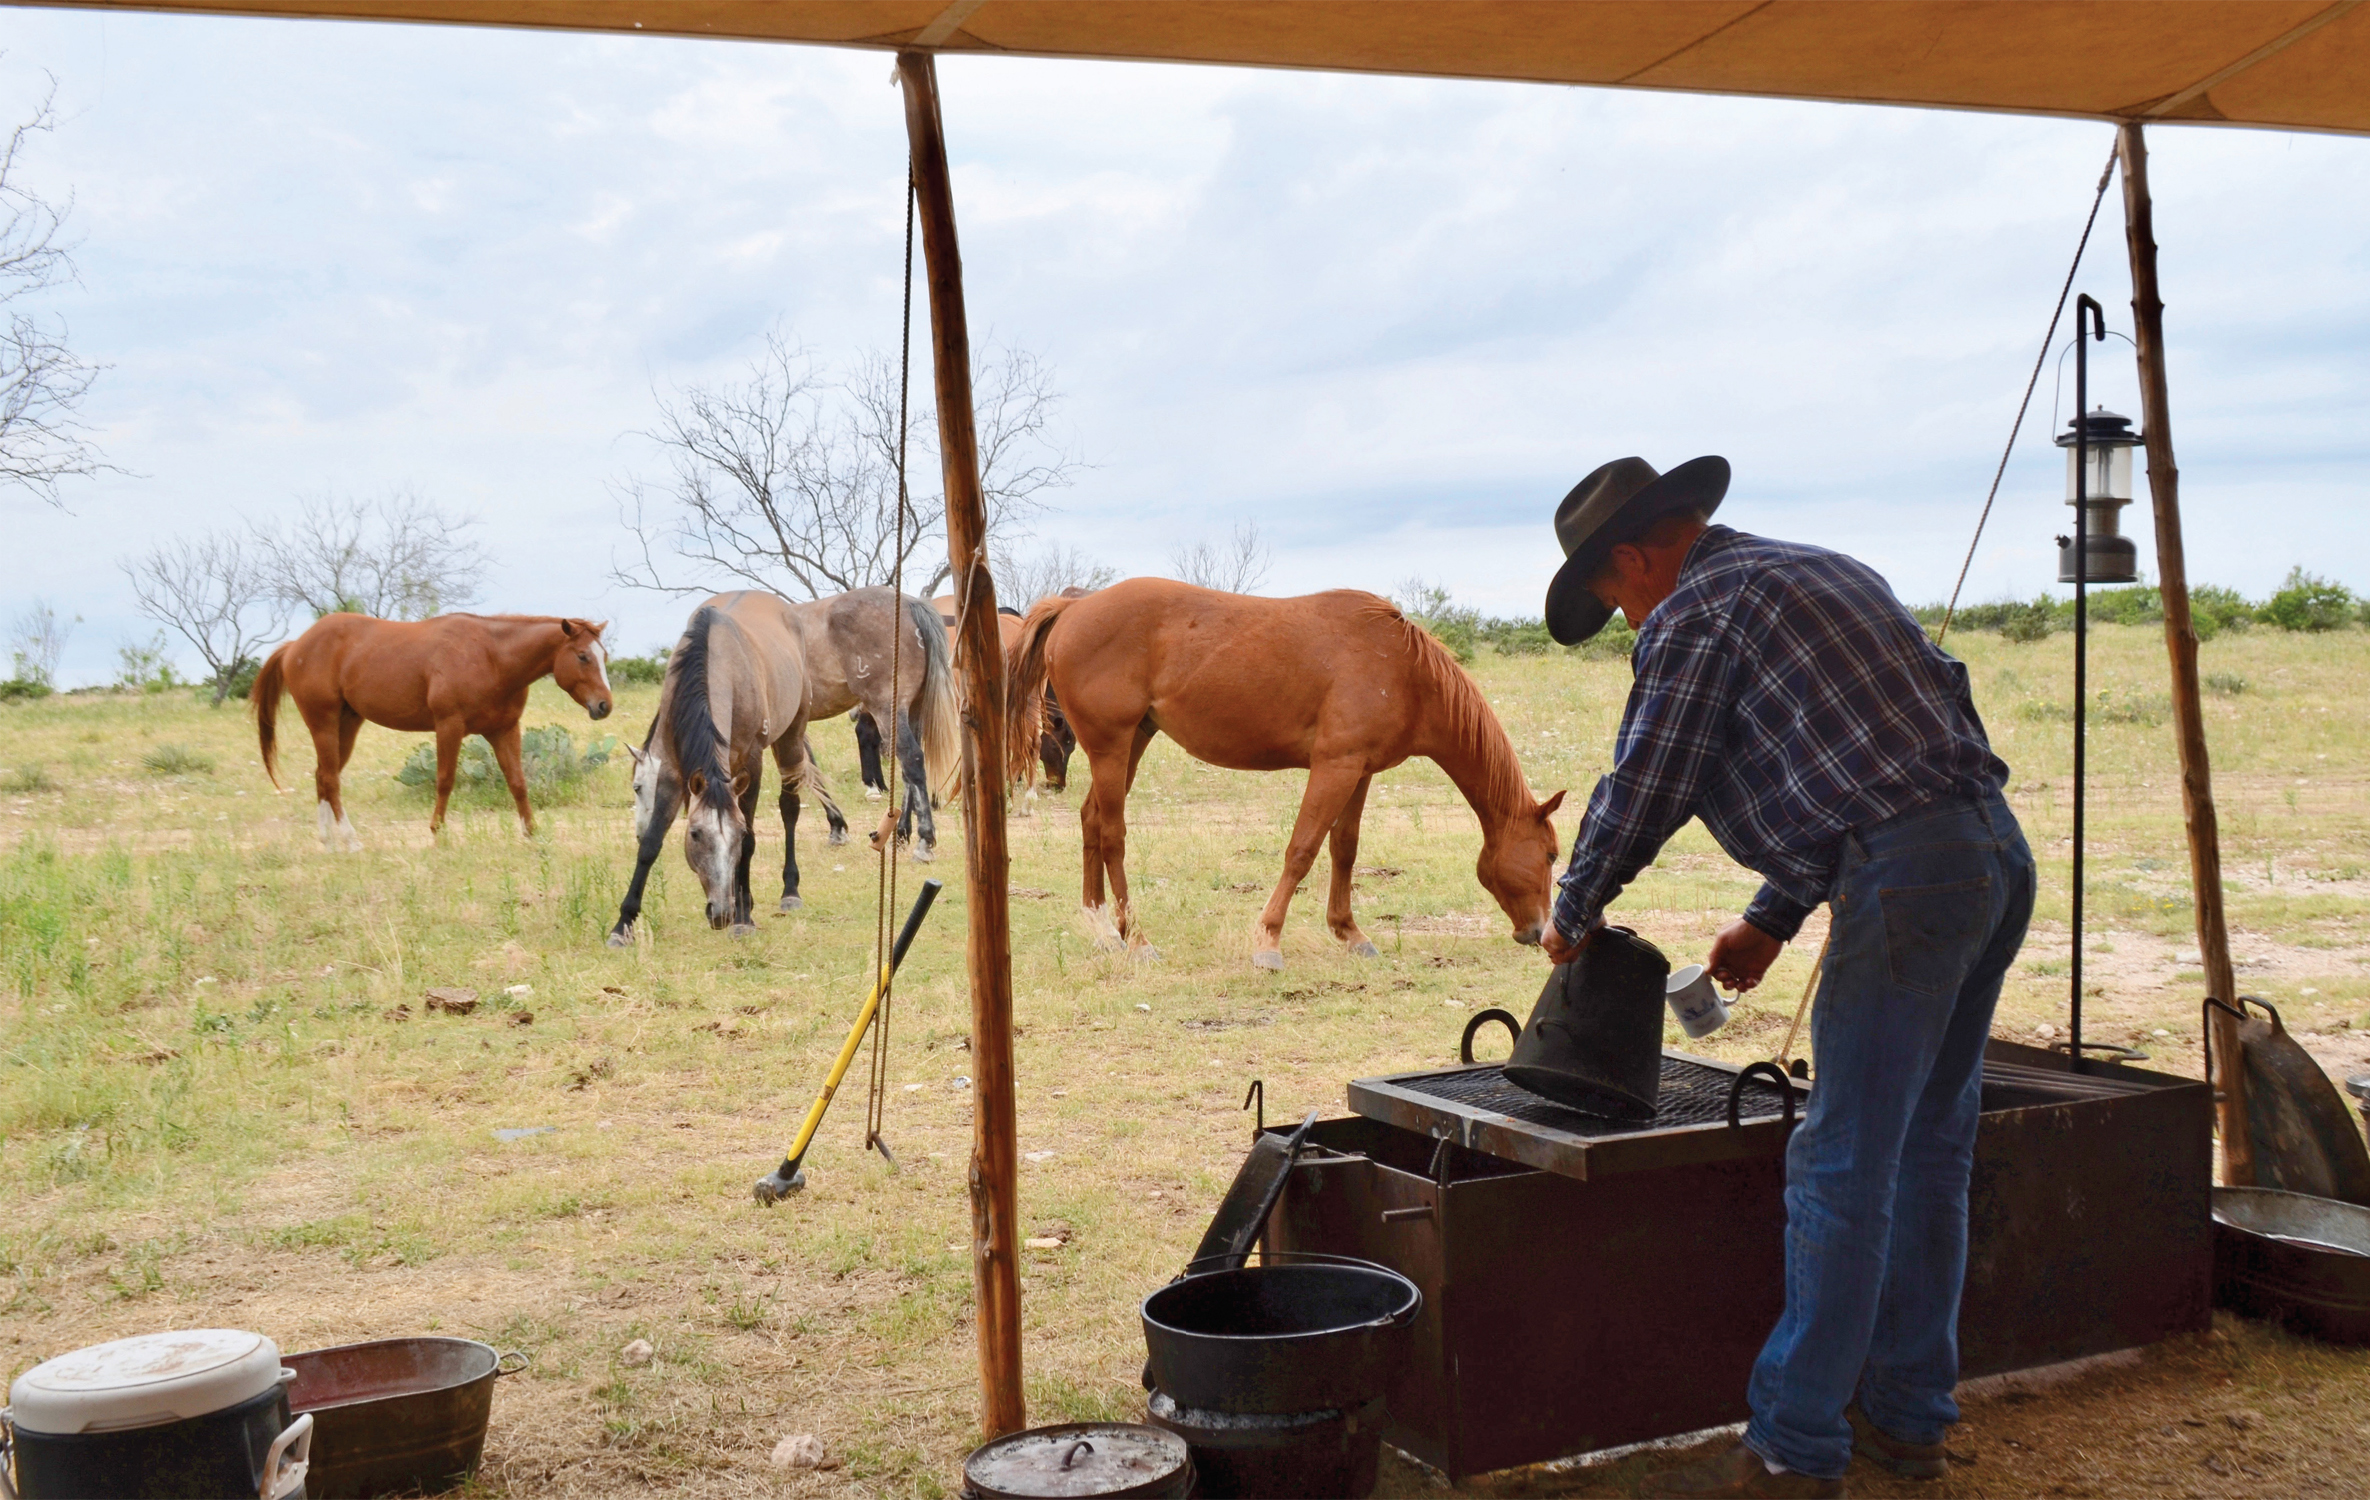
[30,0,2370,135]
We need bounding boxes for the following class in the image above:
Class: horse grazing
[623,588,958,939]
[1006,579,1565,969]
[254,613,614,848]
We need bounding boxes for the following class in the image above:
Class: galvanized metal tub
[2212,1185,2370,1345]
[283,1338,526,1498]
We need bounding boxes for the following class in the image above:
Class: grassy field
[3,620,2368,1497]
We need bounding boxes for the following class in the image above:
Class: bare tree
[123,530,289,705]
[615,329,1080,601]
[0,75,111,506]
[7,596,71,685]
[1167,521,1271,595]
[994,541,1117,609]
[253,489,490,620]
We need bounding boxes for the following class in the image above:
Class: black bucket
[5,1382,299,1500]
[1504,925,1669,1120]
[1140,1255,1420,1416]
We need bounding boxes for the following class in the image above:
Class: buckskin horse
[1006,578,1564,969]
[254,612,615,848]
[619,587,958,940]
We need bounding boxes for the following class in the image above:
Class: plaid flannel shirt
[1552,525,2008,944]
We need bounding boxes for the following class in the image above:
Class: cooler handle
[3,1405,18,1500]
[261,1411,313,1500]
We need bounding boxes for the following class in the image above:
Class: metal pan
[283,1338,526,1497]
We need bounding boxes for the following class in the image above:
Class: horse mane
[1373,599,1534,819]
[666,607,736,813]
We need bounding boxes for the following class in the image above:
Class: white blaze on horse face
[684,796,743,927]
[589,635,613,700]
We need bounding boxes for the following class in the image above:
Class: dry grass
[2,621,2367,1497]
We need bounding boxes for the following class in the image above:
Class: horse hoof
[828,829,848,847]
[864,788,883,801]
[728,922,757,940]
[779,895,803,912]
[912,844,935,864]
[1253,949,1285,972]
[606,928,633,949]
[1348,940,1380,959]
[1133,943,1163,963]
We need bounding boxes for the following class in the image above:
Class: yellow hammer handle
[784,961,892,1164]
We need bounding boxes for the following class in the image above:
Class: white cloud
[0,18,2362,690]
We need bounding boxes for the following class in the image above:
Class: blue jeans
[1744,790,2034,1479]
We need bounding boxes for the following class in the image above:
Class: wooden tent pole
[897,48,1026,1436]
[2116,120,2251,1185]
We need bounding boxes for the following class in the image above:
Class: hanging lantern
[2055,406,2143,584]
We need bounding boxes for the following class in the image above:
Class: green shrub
[2187,584,2253,640]
[0,678,49,703]
[1576,617,1638,661]
[215,657,262,702]
[115,635,184,694]
[141,744,216,776]
[1998,602,2053,644]
[1479,618,1558,656]
[608,654,668,686]
[2081,584,2162,627]
[1,763,55,792]
[393,725,621,802]
[2257,568,2355,632]
[2202,672,2246,697]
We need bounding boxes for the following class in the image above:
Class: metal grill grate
[1392,1058,1794,1137]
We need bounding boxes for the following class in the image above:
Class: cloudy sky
[2,10,2366,685]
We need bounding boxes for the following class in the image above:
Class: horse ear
[594,620,610,636]
[685,770,707,800]
[1537,789,1567,820]
[625,743,645,767]
[731,771,752,799]
[561,619,581,638]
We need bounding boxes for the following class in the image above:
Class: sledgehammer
[753,878,942,1204]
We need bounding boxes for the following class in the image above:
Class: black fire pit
[1262,1039,2210,1479]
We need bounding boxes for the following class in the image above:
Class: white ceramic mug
[1665,964,1733,1039]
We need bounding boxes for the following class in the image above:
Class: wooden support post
[897,48,1026,1436]
[2117,120,2251,1185]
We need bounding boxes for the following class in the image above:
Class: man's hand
[1707,917,1783,993]
[1541,920,1593,966]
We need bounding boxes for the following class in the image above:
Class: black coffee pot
[1504,926,1669,1120]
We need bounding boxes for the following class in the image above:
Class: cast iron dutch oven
[1140,1252,1421,1416]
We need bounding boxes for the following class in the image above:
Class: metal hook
[1242,1078,1264,1135]
[1059,1439,1095,1471]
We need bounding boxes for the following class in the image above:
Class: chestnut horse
[1006,579,1565,969]
[254,612,614,848]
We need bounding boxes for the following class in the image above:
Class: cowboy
[1537,456,2035,1499]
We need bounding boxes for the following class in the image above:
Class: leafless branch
[993,541,1117,609]
[1168,521,1271,595]
[7,596,71,685]
[615,328,1081,602]
[0,74,113,506]
[251,488,491,620]
[122,531,288,704]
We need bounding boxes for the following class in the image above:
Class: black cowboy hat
[1543,455,1730,644]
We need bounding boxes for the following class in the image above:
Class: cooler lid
[9,1329,284,1435]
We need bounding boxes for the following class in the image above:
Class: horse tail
[1004,594,1076,780]
[904,594,964,805]
[795,739,842,823]
[252,644,291,790]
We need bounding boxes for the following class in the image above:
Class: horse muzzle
[587,698,613,720]
[1512,921,1545,947]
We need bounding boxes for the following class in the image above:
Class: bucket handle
[1460,1009,1520,1064]
[496,1350,532,1377]
[1727,1062,1798,1130]
[261,1411,313,1500]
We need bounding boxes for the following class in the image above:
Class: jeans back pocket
[1879,875,1993,998]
